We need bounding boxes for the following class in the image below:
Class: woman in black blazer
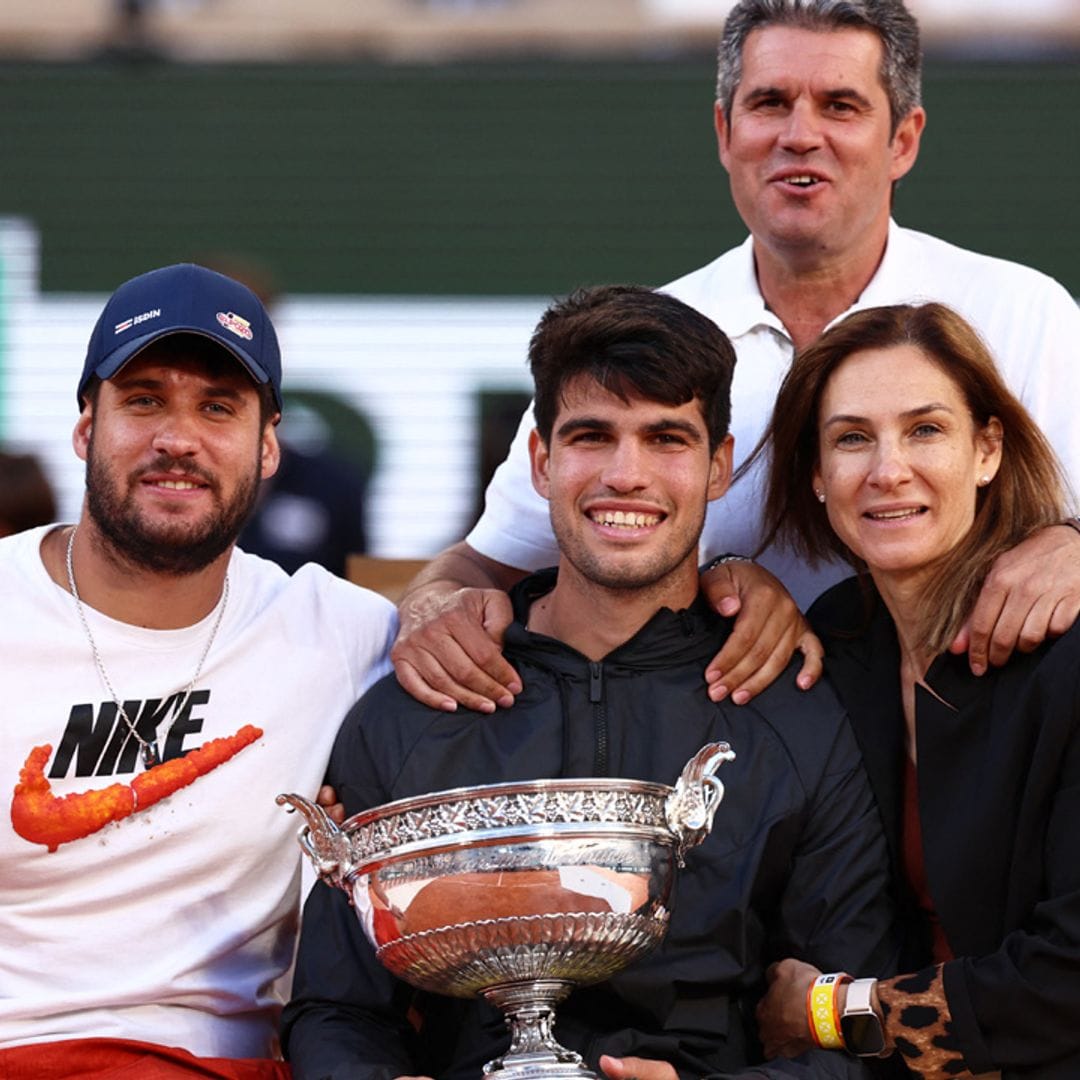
[752,302,1080,1079]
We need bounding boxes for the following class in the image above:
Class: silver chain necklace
[65,524,230,770]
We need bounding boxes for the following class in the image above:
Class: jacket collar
[812,573,988,714]
[506,568,730,675]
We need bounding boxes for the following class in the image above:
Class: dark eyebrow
[742,85,788,107]
[111,374,165,391]
[642,419,705,443]
[555,416,614,439]
[555,416,704,443]
[823,87,875,109]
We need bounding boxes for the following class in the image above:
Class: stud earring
[978,475,991,487]
[815,490,826,504]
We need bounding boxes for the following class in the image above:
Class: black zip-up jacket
[283,572,897,1079]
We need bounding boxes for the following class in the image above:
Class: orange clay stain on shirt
[11,725,263,851]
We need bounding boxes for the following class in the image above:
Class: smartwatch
[839,977,887,1056]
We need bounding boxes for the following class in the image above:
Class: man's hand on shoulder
[599,1054,678,1080]
[701,558,824,704]
[391,542,526,713]
[951,522,1080,675]
[393,584,519,712]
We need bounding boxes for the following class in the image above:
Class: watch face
[841,1012,886,1056]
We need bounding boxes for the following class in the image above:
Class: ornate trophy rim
[337,776,677,872]
[341,775,674,830]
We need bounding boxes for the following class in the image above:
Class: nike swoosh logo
[11,725,263,851]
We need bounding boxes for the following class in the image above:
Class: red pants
[0,1038,291,1079]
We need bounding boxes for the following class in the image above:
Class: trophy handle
[276,793,357,892]
[664,741,736,866]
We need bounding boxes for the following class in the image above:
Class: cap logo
[113,308,162,335]
[216,311,254,341]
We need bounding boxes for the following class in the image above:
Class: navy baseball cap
[79,263,283,411]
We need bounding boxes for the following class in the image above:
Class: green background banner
[0,56,1076,298]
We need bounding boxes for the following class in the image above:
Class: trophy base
[484,1055,598,1080]
[482,979,599,1080]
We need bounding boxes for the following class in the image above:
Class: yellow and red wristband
[806,972,851,1050]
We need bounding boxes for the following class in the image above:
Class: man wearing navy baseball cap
[0,264,397,1077]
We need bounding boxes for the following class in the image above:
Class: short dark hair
[81,332,279,429]
[530,285,735,452]
[754,302,1067,652]
[716,0,922,137]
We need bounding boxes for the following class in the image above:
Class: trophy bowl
[278,741,735,1080]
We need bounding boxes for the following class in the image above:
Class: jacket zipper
[589,661,609,776]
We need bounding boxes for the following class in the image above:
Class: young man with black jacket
[283,285,897,1080]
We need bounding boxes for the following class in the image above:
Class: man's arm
[766,692,900,982]
[952,522,1080,674]
[744,695,902,1074]
[954,276,1080,673]
[391,525,1080,707]
[283,686,428,1078]
[283,879,422,1080]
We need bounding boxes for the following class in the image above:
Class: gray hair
[716,0,922,136]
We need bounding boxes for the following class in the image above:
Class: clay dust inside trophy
[278,741,735,1080]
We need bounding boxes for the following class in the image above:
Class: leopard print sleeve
[876,963,980,1078]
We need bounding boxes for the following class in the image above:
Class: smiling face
[74,338,279,574]
[716,25,924,270]
[529,376,732,599]
[813,344,1001,586]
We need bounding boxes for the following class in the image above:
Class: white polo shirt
[467,221,1080,608]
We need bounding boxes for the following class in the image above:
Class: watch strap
[699,553,753,575]
[843,976,876,1016]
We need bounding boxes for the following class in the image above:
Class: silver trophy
[278,740,735,1080]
